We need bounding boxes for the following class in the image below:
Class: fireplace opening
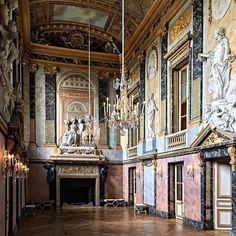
[60,178,95,207]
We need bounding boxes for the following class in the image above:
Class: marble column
[98,77,108,147]
[138,52,146,142]
[107,73,117,149]
[28,64,38,148]
[229,146,236,235]
[44,66,57,146]
[199,156,207,229]
[160,33,168,133]
[192,0,203,119]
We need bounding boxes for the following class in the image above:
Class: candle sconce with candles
[2,149,16,176]
[15,160,29,178]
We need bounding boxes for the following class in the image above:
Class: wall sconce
[16,160,29,177]
[187,163,194,178]
[156,165,163,177]
[2,150,16,176]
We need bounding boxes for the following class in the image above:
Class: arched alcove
[56,71,99,144]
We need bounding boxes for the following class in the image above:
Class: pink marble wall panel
[156,159,168,212]
[105,164,123,199]
[0,132,6,236]
[28,163,49,201]
[183,154,201,221]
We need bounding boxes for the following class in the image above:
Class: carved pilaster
[228,146,236,171]
[44,68,57,145]
[228,146,236,235]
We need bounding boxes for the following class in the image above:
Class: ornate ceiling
[29,0,155,53]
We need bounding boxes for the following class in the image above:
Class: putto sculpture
[198,27,236,133]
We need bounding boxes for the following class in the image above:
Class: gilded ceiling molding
[125,0,187,69]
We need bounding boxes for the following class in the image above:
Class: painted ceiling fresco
[53,4,109,28]
[29,0,155,53]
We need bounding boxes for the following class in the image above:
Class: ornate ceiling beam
[30,59,120,73]
[31,43,119,63]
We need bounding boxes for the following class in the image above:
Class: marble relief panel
[145,39,160,137]
[35,68,46,147]
[205,0,236,106]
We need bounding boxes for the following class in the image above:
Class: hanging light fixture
[84,0,99,146]
[103,0,143,135]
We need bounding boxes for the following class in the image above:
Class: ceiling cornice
[30,59,120,73]
[31,43,120,63]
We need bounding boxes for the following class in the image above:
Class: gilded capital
[43,66,58,75]
[29,64,39,73]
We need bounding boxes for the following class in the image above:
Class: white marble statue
[198,27,235,100]
[198,27,236,133]
[147,93,158,138]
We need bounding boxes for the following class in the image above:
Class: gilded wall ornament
[169,5,192,44]
[201,132,226,147]
[212,0,231,21]
[58,165,98,175]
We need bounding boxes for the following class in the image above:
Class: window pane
[181,102,186,116]
[177,183,183,201]
[177,166,182,182]
[181,116,186,130]
[181,84,186,101]
[181,69,187,85]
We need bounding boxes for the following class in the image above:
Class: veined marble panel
[35,68,46,147]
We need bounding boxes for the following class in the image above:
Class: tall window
[172,63,189,133]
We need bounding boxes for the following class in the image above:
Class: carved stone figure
[147,93,158,138]
[61,117,95,147]
[198,27,236,133]
[198,27,235,100]
[105,37,120,54]
[0,1,19,120]
[43,163,56,184]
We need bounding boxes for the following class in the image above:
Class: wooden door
[215,163,232,230]
[128,168,136,206]
[175,164,184,219]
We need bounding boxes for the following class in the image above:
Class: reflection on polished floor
[16,208,229,236]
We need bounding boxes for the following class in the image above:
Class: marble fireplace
[56,165,100,207]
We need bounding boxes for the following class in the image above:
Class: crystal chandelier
[103,0,142,135]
